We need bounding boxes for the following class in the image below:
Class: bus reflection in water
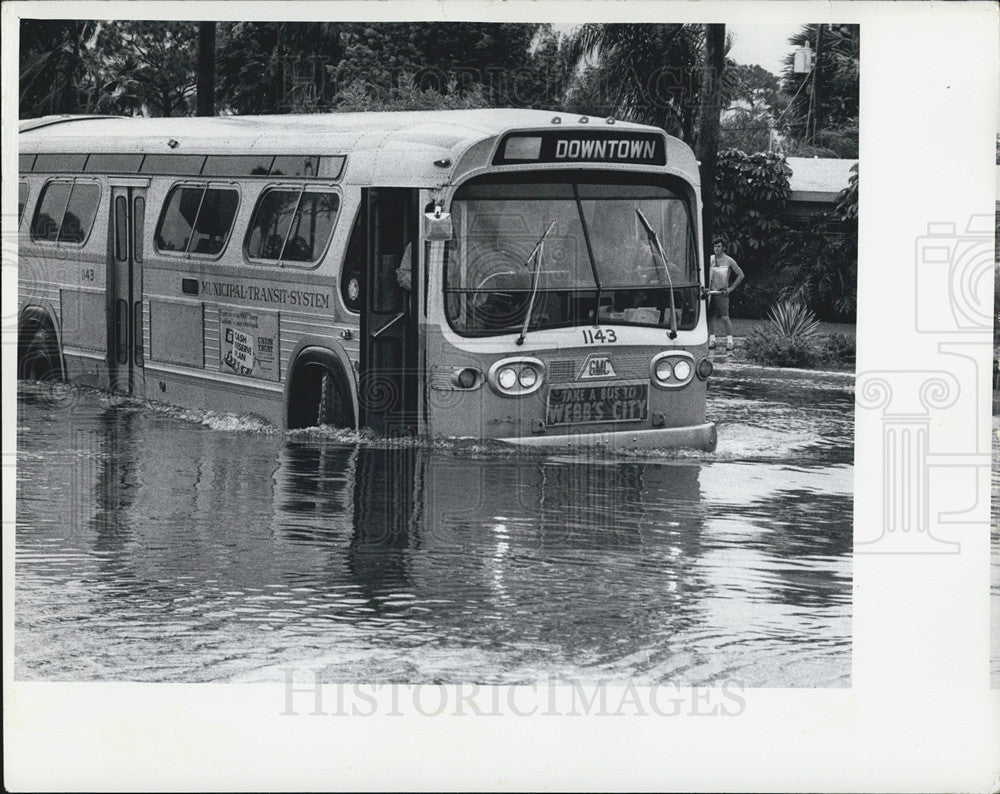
[18,110,717,451]
[273,442,708,621]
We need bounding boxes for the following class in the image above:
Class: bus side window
[155,184,239,257]
[189,188,238,255]
[340,210,364,313]
[245,188,339,266]
[58,182,100,244]
[30,180,101,245]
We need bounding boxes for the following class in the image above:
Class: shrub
[713,150,792,292]
[819,332,856,368]
[729,271,791,319]
[743,332,824,368]
[764,300,821,338]
[774,221,857,323]
[741,300,836,369]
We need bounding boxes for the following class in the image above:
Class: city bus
[16,109,717,450]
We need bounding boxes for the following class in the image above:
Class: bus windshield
[444,174,700,337]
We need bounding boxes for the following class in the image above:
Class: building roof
[786,156,857,203]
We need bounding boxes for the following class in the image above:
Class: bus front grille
[546,353,652,384]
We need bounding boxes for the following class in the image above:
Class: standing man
[708,239,745,351]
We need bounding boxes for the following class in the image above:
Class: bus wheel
[318,369,339,426]
[288,360,352,430]
[19,325,60,381]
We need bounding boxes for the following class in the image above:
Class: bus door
[360,188,420,436]
[108,183,146,396]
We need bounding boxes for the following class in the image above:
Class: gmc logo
[578,355,617,380]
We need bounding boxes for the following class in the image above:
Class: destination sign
[546,383,648,426]
[494,131,666,166]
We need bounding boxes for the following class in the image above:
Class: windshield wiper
[516,221,557,346]
[635,207,678,340]
[572,184,603,327]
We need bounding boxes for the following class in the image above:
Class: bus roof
[19,109,699,187]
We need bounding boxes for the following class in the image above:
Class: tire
[20,325,60,381]
[318,367,338,426]
[287,354,354,430]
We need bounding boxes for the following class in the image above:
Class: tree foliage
[215,23,346,114]
[332,73,490,112]
[834,162,859,222]
[779,24,859,157]
[20,20,199,117]
[21,20,558,118]
[564,24,710,142]
[719,105,776,155]
[777,222,857,322]
[713,150,792,320]
[21,20,109,115]
[718,64,789,153]
[713,149,791,259]
[214,22,548,114]
[108,22,199,116]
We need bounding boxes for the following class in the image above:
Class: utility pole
[197,21,216,117]
[696,23,726,270]
[811,24,824,144]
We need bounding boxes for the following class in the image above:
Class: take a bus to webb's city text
[17,109,717,450]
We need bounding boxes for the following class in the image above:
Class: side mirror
[423,210,453,241]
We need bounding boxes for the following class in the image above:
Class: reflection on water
[16,378,853,685]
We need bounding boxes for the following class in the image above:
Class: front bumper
[498,421,717,452]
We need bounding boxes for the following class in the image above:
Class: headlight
[696,358,713,380]
[672,359,692,381]
[488,357,545,396]
[497,367,518,390]
[650,352,696,389]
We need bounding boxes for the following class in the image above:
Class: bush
[774,221,857,323]
[819,332,856,368]
[729,271,790,319]
[765,299,821,338]
[713,150,792,289]
[743,332,824,368]
[741,300,854,369]
[743,328,856,370]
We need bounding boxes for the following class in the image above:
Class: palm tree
[20,20,99,116]
[564,24,739,148]
[565,24,704,141]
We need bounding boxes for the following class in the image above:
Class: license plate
[546,383,648,426]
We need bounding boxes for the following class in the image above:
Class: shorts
[710,294,730,319]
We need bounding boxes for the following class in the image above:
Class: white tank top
[710,256,730,290]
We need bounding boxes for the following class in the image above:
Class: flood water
[15,373,854,686]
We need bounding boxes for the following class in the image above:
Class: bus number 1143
[581,328,617,344]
